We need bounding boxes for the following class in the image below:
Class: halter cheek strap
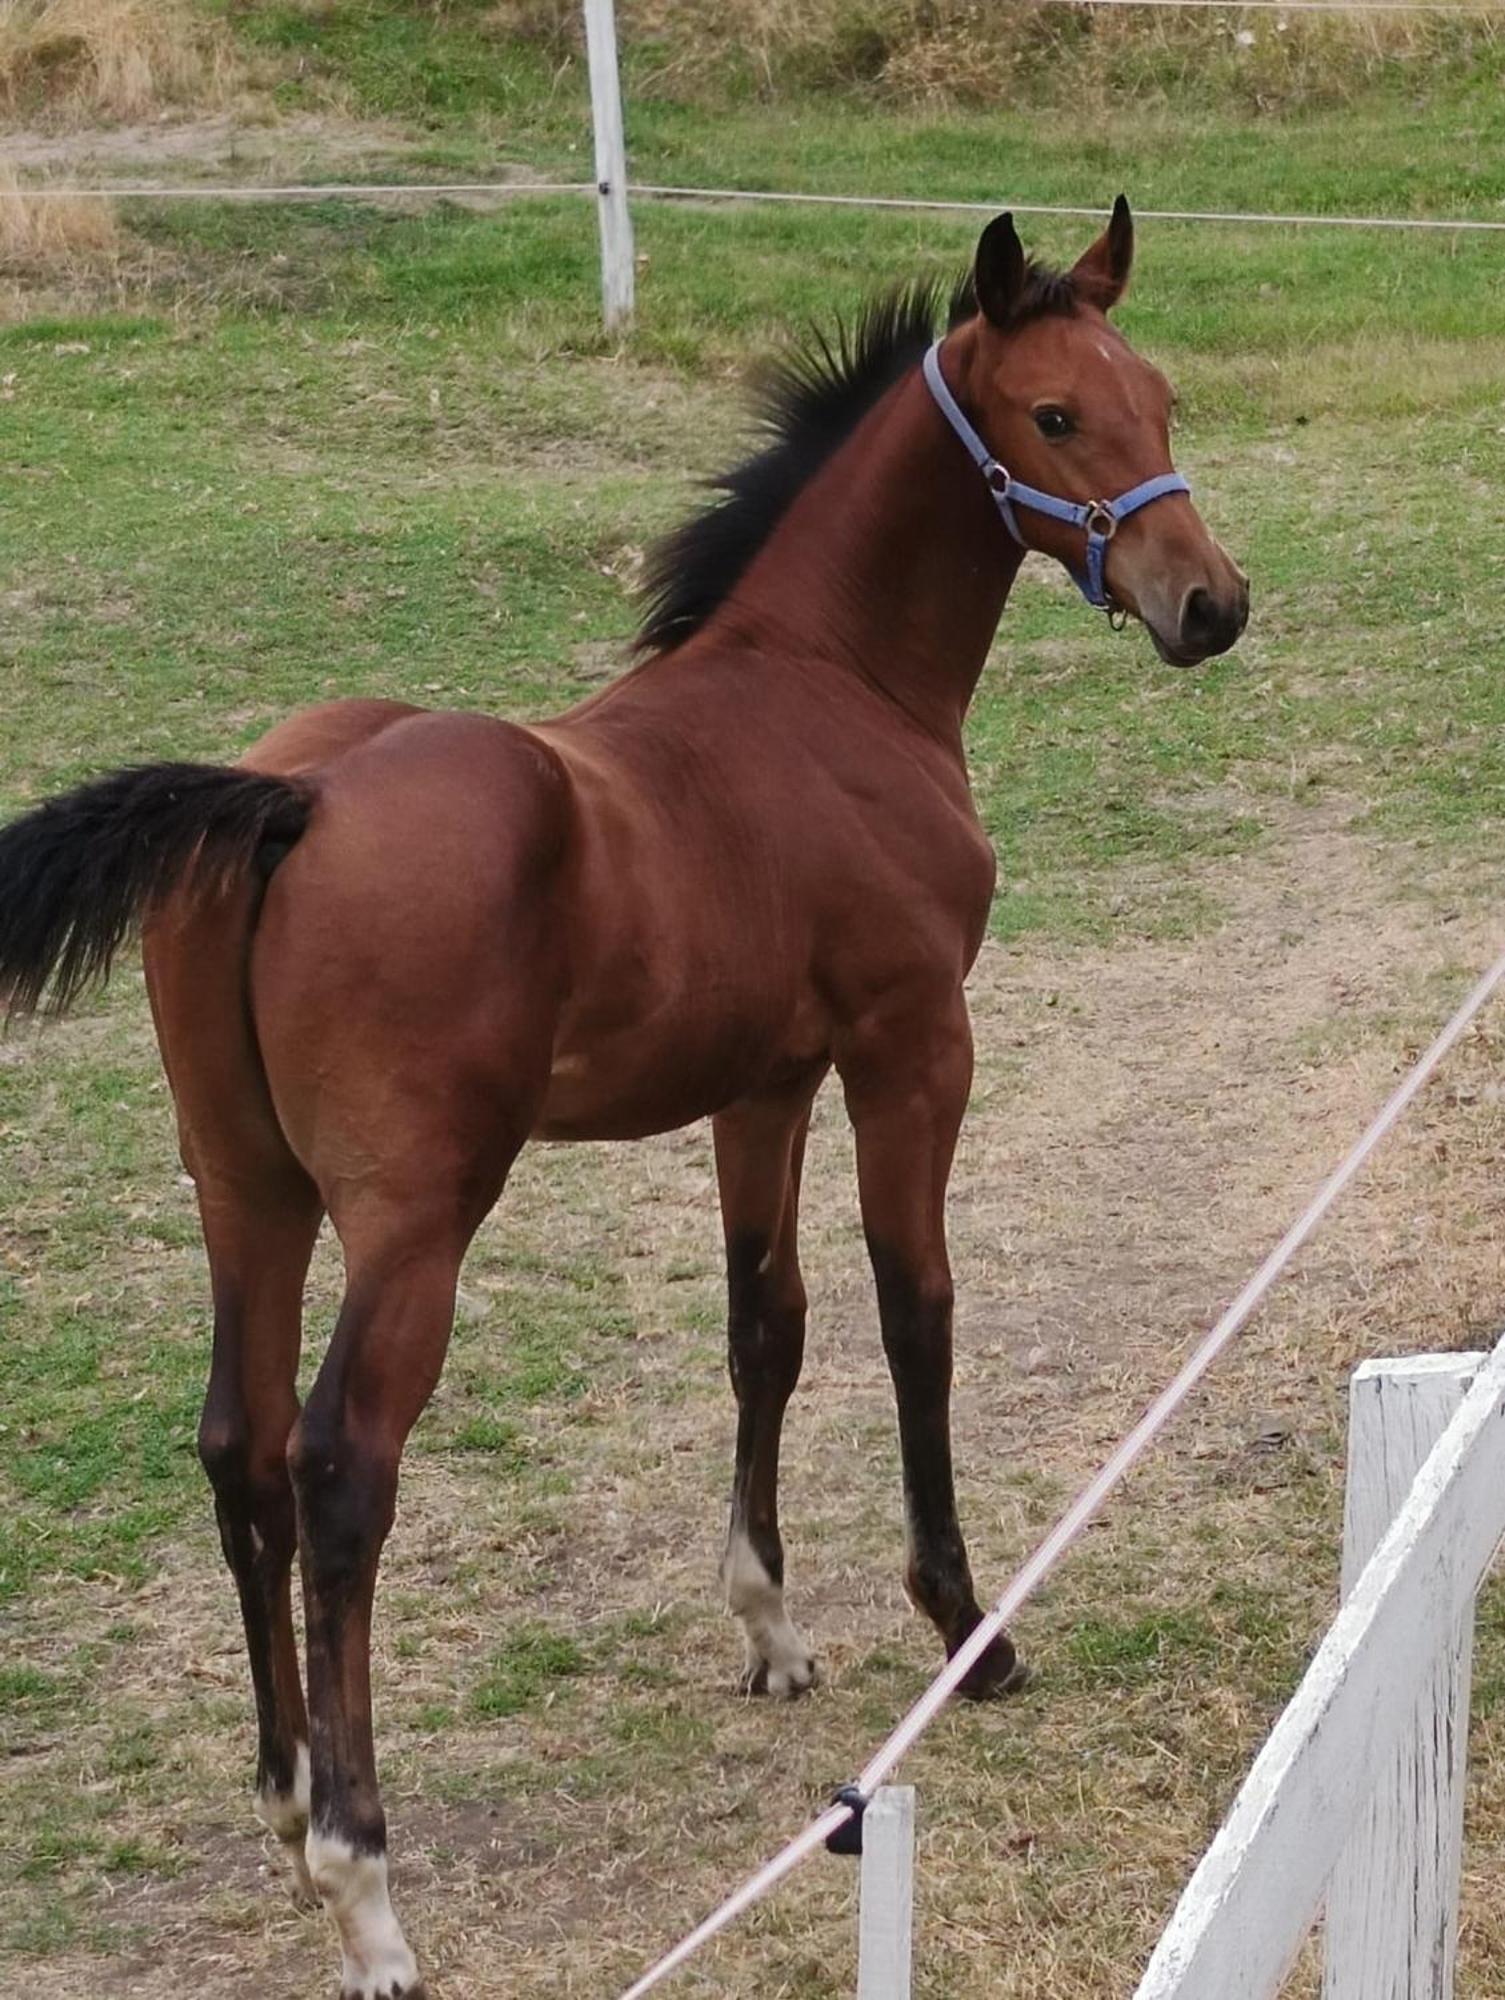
[921,340,1190,614]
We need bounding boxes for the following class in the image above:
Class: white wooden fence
[854,1334,1505,1997]
[1135,1335,1505,1999]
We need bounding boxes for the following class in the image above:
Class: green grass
[237,0,590,137]
[472,1623,590,1717]
[1066,1607,1222,1685]
[0,1292,202,1602]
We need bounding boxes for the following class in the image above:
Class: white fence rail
[1132,1335,1505,2000]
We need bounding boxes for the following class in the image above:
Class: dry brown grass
[0,0,242,125]
[499,0,1505,107]
[0,162,118,267]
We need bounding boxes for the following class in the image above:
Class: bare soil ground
[0,108,456,180]
[7,800,1505,1998]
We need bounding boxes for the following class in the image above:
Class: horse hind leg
[713,1082,823,1699]
[291,1142,525,2000]
[145,852,333,1898]
[195,1165,324,1905]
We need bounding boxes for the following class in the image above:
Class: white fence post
[1132,1333,1505,2000]
[582,0,634,331]
[858,1786,915,2000]
[1322,1353,1480,2000]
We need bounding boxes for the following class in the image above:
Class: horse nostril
[1180,585,1243,657]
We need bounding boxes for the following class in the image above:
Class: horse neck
[718,331,1023,747]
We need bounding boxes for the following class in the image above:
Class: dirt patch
[0,110,541,184]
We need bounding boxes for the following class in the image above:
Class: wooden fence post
[1322,1352,1481,2000]
[858,1786,916,2000]
[582,0,634,331]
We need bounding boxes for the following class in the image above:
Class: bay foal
[0,203,1247,1997]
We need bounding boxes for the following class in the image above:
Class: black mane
[636,261,1079,656]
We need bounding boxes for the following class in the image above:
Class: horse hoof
[740,1653,819,1700]
[770,1654,820,1700]
[956,1633,1028,1701]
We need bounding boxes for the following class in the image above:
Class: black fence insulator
[824,1785,868,1857]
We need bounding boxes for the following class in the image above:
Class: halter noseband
[922,340,1190,616]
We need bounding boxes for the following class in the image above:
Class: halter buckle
[1085,501,1118,540]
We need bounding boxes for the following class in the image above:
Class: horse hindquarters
[133,704,431,1916]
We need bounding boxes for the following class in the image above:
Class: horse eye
[1034,407,1073,441]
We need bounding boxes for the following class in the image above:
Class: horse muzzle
[1145,569,1250,668]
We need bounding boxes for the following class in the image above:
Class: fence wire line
[3,179,595,201]
[616,938,1505,1999]
[630,183,1505,230]
[10,177,1505,233]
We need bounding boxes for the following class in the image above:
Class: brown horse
[0,202,1246,1998]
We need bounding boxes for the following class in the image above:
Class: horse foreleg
[838,997,1023,1699]
[712,1080,823,1698]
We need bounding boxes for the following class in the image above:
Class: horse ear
[974,212,1027,328]
[1071,194,1134,312]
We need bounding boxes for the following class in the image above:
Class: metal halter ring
[1085,501,1119,539]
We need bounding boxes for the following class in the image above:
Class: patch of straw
[0,0,242,125]
[0,163,119,268]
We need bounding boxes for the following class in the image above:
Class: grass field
[5,11,1505,1996]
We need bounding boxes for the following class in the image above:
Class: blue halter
[922,340,1190,615]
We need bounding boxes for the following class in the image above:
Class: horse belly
[534,995,825,1142]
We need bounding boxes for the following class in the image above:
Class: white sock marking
[306,1829,419,1999]
[256,1742,317,1904]
[723,1528,815,1697]
[256,1740,311,1840]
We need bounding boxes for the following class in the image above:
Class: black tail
[0,762,313,1020]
